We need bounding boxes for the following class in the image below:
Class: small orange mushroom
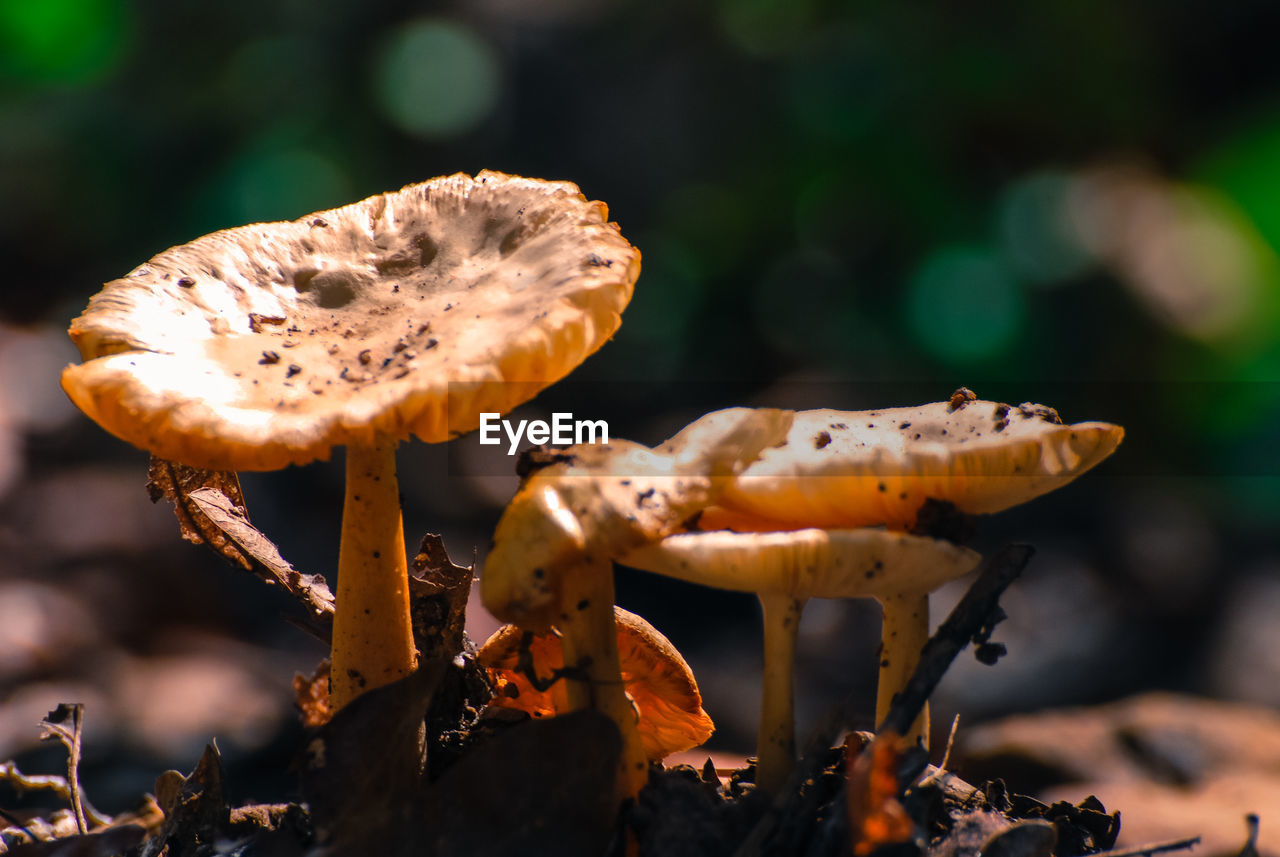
[478,607,714,762]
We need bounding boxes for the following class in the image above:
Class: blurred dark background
[2,0,1279,817]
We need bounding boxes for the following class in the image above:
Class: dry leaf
[142,743,230,857]
[146,456,250,569]
[293,660,333,729]
[185,487,335,618]
[408,533,473,663]
[147,455,335,621]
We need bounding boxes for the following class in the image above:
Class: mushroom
[61,171,641,710]
[478,606,715,762]
[481,407,792,795]
[689,392,1123,747]
[699,393,1124,532]
[621,528,980,793]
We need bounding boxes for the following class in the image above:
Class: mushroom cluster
[483,392,1122,795]
[62,165,1125,818]
[62,171,641,710]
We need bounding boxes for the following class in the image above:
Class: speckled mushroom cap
[478,607,715,761]
[61,171,641,470]
[622,528,981,600]
[698,395,1124,532]
[481,408,792,627]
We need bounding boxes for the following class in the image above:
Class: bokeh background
[2,0,1279,827]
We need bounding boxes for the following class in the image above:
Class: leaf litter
[2,482,1266,856]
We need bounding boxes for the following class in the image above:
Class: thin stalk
[556,556,649,799]
[757,592,806,794]
[876,591,930,746]
[330,438,417,711]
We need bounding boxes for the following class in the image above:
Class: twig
[1236,814,1260,857]
[0,762,71,796]
[919,713,960,787]
[879,543,1034,735]
[37,705,91,834]
[0,763,113,829]
[937,713,960,771]
[1086,835,1202,857]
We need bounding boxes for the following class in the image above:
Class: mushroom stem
[330,438,417,711]
[556,556,649,799]
[757,591,806,794]
[876,591,930,747]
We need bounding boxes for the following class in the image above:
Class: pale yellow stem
[556,557,649,799]
[757,592,806,794]
[330,439,417,711]
[876,591,930,747]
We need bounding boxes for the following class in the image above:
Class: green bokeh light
[371,19,500,140]
[607,235,702,380]
[660,183,753,279]
[217,35,330,125]
[0,0,130,83]
[205,146,351,229]
[996,171,1094,286]
[1198,111,1280,256]
[906,245,1026,364]
[787,35,889,144]
[753,249,864,362]
[1213,476,1280,529]
[716,0,819,57]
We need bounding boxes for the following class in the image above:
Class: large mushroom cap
[699,396,1123,531]
[478,607,715,761]
[622,528,981,600]
[62,171,640,470]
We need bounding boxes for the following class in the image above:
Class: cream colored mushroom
[622,528,980,793]
[481,407,792,796]
[688,392,1122,751]
[699,393,1124,532]
[478,607,714,762]
[61,171,640,710]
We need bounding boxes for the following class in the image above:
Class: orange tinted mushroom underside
[479,608,714,761]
